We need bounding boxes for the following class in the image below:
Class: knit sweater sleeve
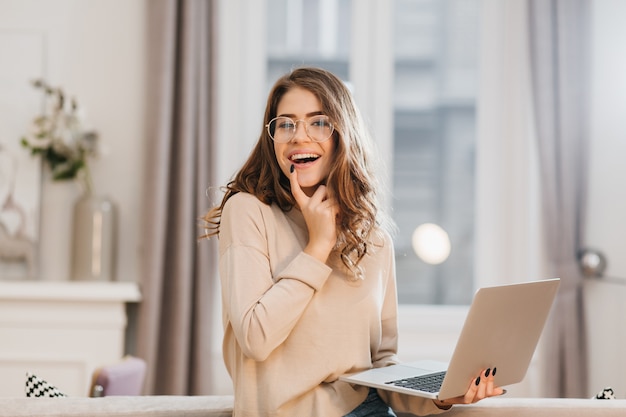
[219,193,333,362]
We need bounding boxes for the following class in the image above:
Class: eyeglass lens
[267,115,333,143]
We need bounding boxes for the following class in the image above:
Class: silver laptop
[340,278,560,400]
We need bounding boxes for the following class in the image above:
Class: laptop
[340,278,560,400]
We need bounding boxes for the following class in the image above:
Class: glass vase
[71,193,117,281]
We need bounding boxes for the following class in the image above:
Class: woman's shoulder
[219,193,273,240]
[225,191,260,205]
[223,192,267,213]
[371,225,394,245]
[221,192,278,226]
[367,227,395,257]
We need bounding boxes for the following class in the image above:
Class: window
[265,0,479,305]
[266,0,352,89]
[391,0,478,304]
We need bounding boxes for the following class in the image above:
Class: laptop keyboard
[384,371,447,393]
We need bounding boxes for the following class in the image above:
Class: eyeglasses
[266,115,334,143]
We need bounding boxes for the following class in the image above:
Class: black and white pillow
[594,387,616,400]
[25,372,68,398]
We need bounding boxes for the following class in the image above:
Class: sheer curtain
[528,0,590,398]
[135,0,218,395]
[476,0,545,397]
[478,0,591,397]
[476,0,541,290]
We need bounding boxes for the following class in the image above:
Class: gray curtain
[135,0,218,395]
[528,0,590,398]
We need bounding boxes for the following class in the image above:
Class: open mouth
[289,153,320,164]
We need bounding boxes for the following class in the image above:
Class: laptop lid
[340,278,560,400]
[438,278,559,398]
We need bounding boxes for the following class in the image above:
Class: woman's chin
[297,175,323,189]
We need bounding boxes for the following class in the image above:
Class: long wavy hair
[202,67,391,279]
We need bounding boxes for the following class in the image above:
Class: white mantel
[0,281,141,303]
[0,281,141,397]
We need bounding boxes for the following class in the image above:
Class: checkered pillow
[594,387,616,400]
[25,372,68,398]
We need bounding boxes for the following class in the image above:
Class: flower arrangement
[20,79,99,193]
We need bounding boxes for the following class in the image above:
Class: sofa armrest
[2,395,626,417]
[0,395,233,417]
[443,397,626,417]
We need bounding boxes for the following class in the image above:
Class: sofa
[1,395,625,417]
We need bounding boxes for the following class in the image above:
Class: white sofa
[1,395,625,416]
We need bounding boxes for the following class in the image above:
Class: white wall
[587,0,626,280]
[0,0,147,282]
[584,0,626,398]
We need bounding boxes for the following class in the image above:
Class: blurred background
[0,0,624,400]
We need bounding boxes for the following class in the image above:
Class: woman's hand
[434,368,505,409]
[289,165,338,263]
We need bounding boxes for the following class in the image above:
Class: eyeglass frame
[265,114,335,143]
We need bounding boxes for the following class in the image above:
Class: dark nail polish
[485,368,491,378]
[475,376,481,386]
[492,367,497,376]
[290,164,294,173]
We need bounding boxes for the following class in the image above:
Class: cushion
[24,373,68,398]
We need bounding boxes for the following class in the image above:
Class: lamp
[411,223,451,265]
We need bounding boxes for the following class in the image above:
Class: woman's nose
[291,120,310,142]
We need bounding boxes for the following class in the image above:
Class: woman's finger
[475,371,487,401]
[463,376,480,404]
[442,369,505,407]
[485,369,495,397]
[288,164,308,207]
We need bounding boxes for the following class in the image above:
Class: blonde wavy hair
[202,67,391,279]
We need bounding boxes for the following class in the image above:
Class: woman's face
[273,87,336,197]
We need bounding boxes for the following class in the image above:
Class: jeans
[343,388,397,417]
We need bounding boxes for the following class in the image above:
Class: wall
[587,0,626,279]
[584,0,626,398]
[0,0,147,283]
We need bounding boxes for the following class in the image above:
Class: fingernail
[485,368,491,377]
[290,164,294,173]
[492,367,497,376]
[475,377,481,386]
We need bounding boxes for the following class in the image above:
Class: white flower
[21,79,100,192]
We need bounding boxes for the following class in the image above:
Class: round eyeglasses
[266,115,334,143]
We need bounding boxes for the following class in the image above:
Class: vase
[70,193,117,281]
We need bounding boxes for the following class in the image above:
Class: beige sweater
[218,192,446,417]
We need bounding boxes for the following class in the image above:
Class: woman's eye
[312,119,330,127]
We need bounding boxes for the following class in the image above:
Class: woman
[203,67,502,416]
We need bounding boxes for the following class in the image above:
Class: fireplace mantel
[0,280,141,397]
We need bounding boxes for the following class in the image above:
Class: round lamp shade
[411,223,451,265]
